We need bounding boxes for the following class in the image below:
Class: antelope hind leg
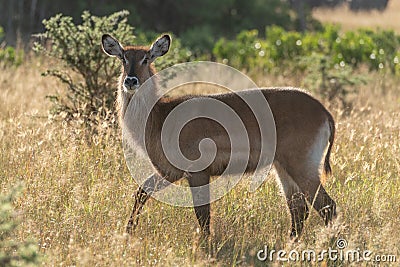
[188,172,211,236]
[289,169,337,227]
[307,183,337,226]
[275,162,310,238]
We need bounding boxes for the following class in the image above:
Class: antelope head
[101,34,171,94]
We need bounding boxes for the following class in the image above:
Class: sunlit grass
[1,59,399,266]
[313,1,400,33]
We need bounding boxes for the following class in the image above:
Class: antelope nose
[124,76,139,88]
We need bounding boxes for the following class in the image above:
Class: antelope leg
[126,173,171,234]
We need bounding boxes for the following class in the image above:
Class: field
[1,8,400,267]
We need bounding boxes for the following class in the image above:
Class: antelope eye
[142,58,149,65]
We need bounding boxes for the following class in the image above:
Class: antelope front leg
[126,187,150,234]
[126,173,171,234]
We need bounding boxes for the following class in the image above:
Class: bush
[34,10,138,129]
[34,11,194,131]
[0,185,40,266]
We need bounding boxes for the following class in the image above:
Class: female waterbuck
[101,33,337,238]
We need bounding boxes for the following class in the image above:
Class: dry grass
[313,1,400,33]
[1,56,399,266]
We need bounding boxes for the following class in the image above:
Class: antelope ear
[101,34,124,59]
[148,34,171,62]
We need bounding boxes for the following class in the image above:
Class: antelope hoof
[126,220,136,235]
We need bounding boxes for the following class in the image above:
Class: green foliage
[215,25,400,72]
[0,26,24,67]
[33,10,138,128]
[0,47,24,67]
[0,185,40,266]
[213,25,400,103]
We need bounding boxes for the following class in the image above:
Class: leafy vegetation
[214,25,400,73]
[0,185,40,266]
[0,26,23,67]
[33,10,138,128]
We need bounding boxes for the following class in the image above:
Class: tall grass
[1,57,399,266]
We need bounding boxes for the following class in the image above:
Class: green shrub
[33,10,138,129]
[214,25,400,73]
[0,185,40,266]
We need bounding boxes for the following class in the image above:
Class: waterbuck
[101,33,337,238]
